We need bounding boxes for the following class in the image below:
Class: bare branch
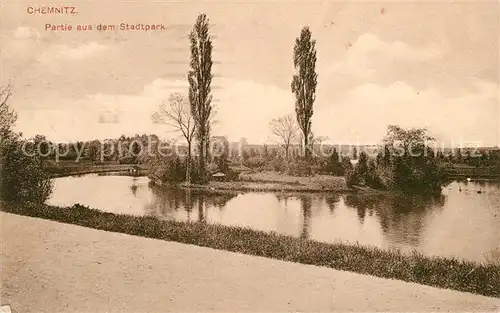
[269,114,298,158]
[152,93,197,146]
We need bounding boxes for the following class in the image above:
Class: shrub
[244,156,266,169]
[0,135,53,204]
[270,155,287,173]
[225,169,240,181]
[321,149,344,175]
[150,154,186,183]
[344,168,357,188]
[287,159,312,177]
[207,161,219,174]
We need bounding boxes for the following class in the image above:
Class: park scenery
[1,2,499,310]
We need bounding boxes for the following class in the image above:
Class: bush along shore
[2,203,499,298]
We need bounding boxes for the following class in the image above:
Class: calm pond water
[47,174,500,264]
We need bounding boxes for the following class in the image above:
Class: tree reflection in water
[146,184,446,249]
[344,192,445,246]
[185,189,194,222]
[275,194,289,208]
[129,177,139,196]
[197,196,205,223]
[324,193,340,214]
[344,194,383,225]
[130,184,138,196]
[275,193,340,239]
[298,195,313,239]
[147,185,238,222]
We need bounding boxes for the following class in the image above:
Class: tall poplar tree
[291,27,318,159]
[188,14,213,180]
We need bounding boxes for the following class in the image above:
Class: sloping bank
[2,202,499,298]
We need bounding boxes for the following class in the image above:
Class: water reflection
[275,193,341,240]
[198,196,205,223]
[146,185,239,223]
[47,175,500,263]
[185,189,194,221]
[324,194,340,214]
[345,193,446,248]
[130,178,139,196]
[344,194,378,225]
[299,195,312,239]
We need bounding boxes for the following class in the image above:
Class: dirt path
[1,212,499,313]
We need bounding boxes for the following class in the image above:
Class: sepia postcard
[1,0,499,312]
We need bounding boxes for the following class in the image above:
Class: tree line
[30,134,161,164]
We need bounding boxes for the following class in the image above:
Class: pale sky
[1,0,499,146]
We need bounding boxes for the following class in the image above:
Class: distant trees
[447,147,500,170]
[87,140,101,163]
[269,114,298,159]
[291,27,317,159]
[33,134,50,163]
[308,132,328,156]
[455,149,463,163]
[351,146,358,160]
[188,13,214,182]
[29,135,161,164]
[152,93,196,184]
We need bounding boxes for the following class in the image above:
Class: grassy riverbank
[178,181,382,194]
[179,180,352,193]
[2,203,499,298]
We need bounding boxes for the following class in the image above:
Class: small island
[145,125,451,197]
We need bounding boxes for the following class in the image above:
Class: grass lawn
[240,171,347,188]
[2,202,499,298]
[183,171,350,192]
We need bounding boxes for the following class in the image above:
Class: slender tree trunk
[205,136,210,164]
[199,137,205,180]
[303,132,310,159]
[186,141,192,184]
